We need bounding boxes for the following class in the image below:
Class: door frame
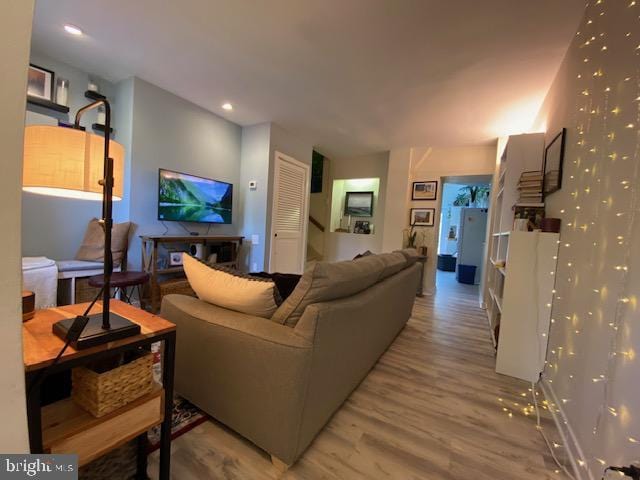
[268,151,311,273]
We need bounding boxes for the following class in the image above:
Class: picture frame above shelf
[26,95,70,114]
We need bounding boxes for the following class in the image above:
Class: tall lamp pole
[51,92,140,349]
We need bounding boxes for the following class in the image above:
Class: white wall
[324,152,389,262]
[0,0,34,453]
[382,146,496,293]
[381,148,412,252]
[533,1,640,476]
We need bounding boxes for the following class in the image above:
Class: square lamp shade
[23,125,124,201]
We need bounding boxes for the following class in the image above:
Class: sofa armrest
[160,294,313,464]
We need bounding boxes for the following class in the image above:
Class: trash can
[437,254,457,272]
[456,264,476,285]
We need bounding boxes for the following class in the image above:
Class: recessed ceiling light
[64,24,83,36]
[222,103,233,111]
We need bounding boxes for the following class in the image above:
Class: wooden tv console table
[140,235,244,312]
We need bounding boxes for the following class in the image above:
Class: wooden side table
[140,234,244,312]
[416,255,427,297]
[23,300,176,480]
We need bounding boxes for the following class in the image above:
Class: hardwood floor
[149,271,564,479]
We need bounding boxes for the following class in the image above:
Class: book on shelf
[521,170,543,179]
[518,179,543,185]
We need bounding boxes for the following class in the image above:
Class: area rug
[147,395,209,452]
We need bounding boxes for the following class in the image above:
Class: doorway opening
[436,175,492,295]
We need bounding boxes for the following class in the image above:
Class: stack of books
[517,170,543,204]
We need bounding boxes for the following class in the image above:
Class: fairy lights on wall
[495,1,640,477]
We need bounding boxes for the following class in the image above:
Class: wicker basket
[75,277,103,303]
[79,440,137,480]
[72,351,154,418]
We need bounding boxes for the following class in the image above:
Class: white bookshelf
[486,134,544,344]
[483,133,559,382]
[495,231,560,382]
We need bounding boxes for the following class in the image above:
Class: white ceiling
[31,0,585,157]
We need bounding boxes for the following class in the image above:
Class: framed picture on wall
[410,208,435,226]
[543,128,567,196]
[412,181,438,200]
[27,64,55,101]
[344,191,374,217]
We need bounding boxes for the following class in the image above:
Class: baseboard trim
[539,378,593,480]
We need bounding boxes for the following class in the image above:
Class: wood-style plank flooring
[149,271,564,479]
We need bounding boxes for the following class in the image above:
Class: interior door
[269,151,310,273]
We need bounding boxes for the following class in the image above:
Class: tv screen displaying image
[158,169,232,224]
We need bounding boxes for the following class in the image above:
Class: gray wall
[534,1,640,476]
[239,123,271,271]
[265,123,313,270]
[237,122,313,272]
[20,57,314,274]
[1,0,34,452]
[127,78,242,269]
[22,53,124,260]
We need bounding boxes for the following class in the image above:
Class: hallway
[150,274,564,479]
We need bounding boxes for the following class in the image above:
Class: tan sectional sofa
[160,250,421,467]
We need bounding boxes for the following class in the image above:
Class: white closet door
[269,151,310,273]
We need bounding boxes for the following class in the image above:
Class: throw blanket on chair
[22,257,58,308]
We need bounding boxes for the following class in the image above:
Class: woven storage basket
[72,351,154,418]
[79,440,137,480]
[159,277,196,298]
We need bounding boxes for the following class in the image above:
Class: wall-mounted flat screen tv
[158,168,232,224]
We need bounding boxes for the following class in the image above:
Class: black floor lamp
[23,92,140,349]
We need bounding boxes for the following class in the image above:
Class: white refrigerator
[456,208,488,284]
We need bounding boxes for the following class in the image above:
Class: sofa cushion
[271,255,386,328]
[183,254,281,318]
[376,252,408,280]
[75,218,131,267]
[394,248,421,266]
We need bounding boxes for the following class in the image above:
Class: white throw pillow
[183,254,280,318]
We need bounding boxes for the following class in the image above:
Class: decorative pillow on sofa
[75,218,131,267]
[183,254,281,318]
[271,255,386,328]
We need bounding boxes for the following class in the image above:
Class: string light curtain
[527,0,640,477]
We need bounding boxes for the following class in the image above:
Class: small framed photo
[344,191,374,217]
[27,64,55,101]
[543,128,567,197]
[168,251,184,266]
[412,181,438,201]
[353,220,371,234]
[410,208,435,227]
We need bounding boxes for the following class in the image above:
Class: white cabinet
[494,231,559,382]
